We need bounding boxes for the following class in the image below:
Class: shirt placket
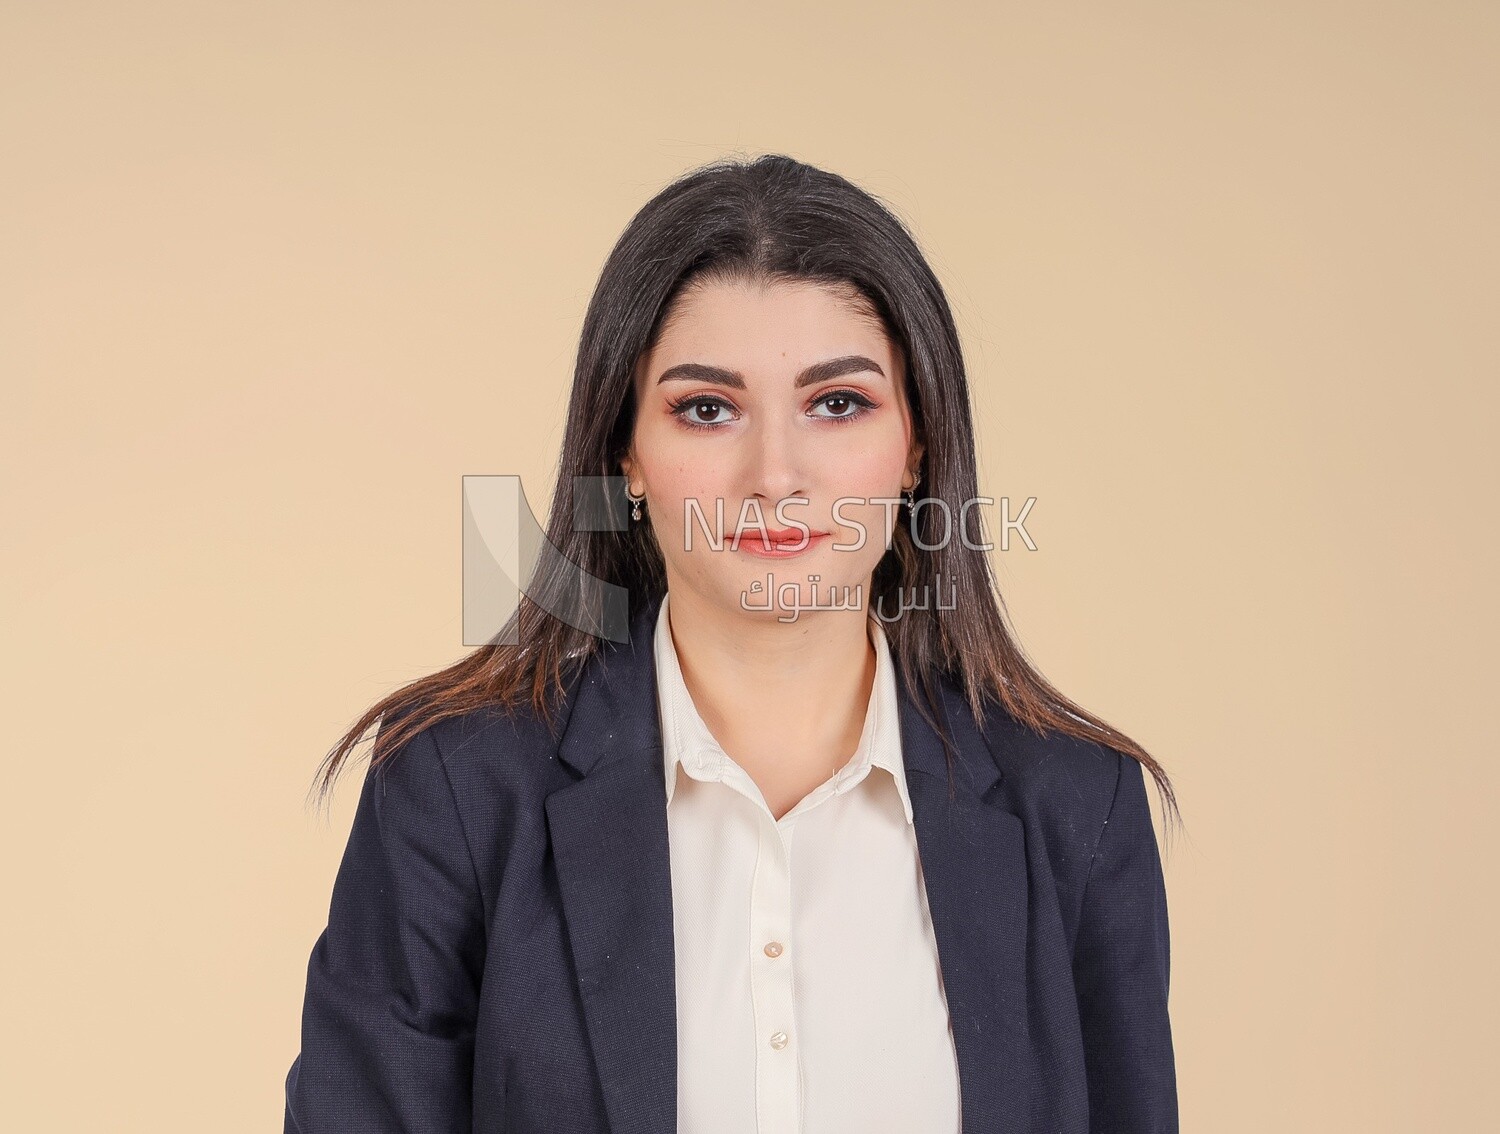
[703,746,803,1134]
[747,806,799,1132]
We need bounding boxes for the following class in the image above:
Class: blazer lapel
[900,675,1032,1134]
[546,593,1030,1134]
[546,593,678,1134]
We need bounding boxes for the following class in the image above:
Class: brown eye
[668,394,739,430]
[810,388,877,423]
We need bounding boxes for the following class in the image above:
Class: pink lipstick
[733,527,829,559]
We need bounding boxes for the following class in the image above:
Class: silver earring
[627,489,645,521]
[904,473,921,509]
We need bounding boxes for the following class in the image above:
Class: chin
[714,566,870,622]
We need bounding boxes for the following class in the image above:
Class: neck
[662,583,877,772]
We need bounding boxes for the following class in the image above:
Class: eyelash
[666,388,878,431]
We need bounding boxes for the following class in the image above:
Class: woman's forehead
[643,279,898,386]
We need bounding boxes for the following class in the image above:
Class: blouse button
[769,1030,789,1050]
[763,941,784,958]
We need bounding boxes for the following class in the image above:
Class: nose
[743,414,807,519]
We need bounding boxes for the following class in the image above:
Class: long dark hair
[308,153,1181,840]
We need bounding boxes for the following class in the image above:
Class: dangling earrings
[904,472,921,510]
[627,487,646,522]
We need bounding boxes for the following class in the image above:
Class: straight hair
[308,153,1181,842]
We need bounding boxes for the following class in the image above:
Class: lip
[733,529,830,558]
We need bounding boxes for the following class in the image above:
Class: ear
[908,438,926,475]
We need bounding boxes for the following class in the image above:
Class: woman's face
[622,277,923,623]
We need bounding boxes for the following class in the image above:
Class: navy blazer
[284,592,1177,1132]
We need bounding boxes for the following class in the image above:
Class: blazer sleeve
[1071,751,1179,1133]
[284,719,486,1132]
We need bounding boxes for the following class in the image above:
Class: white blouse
[652,592,963,1133]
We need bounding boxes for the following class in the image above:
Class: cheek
[820,424,907,493]
[640,462,732,543]
[818,433,909,550]
[634,422,716,511]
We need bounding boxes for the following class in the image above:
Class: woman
[284,153,1182,1133]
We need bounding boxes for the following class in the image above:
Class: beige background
[4,1,1496,1128]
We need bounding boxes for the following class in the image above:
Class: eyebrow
[655,354,886,390]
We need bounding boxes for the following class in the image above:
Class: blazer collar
[546,592,1029,1134]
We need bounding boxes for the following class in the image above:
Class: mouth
[733,527,830,558]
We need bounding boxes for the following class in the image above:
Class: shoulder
[414,695,579,804]
[978,700,1124,832]
[351,695,580,915]
[973,698,1140,945]
[368,692,580,857]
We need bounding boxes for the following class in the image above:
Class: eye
[810,388,877,424]
[665,388,878,431]
[667,394,739,430]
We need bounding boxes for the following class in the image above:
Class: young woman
[284,154,1182,1133]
